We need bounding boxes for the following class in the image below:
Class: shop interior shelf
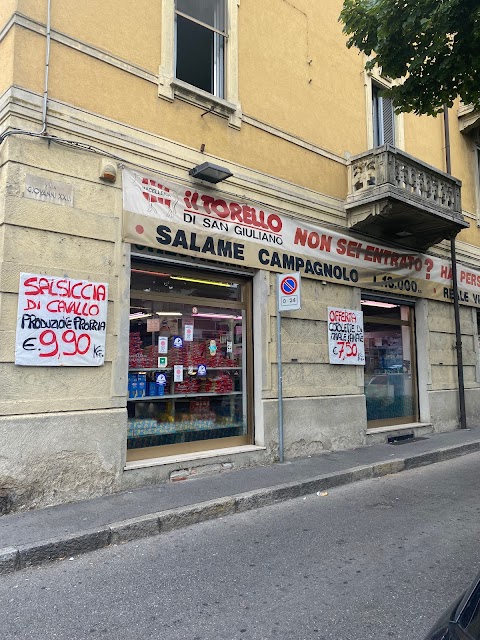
[128,391,243,401]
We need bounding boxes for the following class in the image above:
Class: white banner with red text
[122,168,480,307]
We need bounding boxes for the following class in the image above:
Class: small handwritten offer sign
[15,273,108,366]
[328,307,365,365]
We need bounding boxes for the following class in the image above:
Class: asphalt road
[2,452,480,640]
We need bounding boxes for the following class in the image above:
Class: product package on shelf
[128,373,139,398]
[128,419,159,437]
[137,372,146,397]
[129,332,145,368]
[173,378,200,395]
[129,332,159,368]
[201,372,234,394]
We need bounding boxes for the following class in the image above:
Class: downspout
[0,0,51,144]
[41,0,52,133]
[443,104,467,429]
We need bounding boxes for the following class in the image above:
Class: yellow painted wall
[12,27,347,199]
[0,0,17,29]
[240,0,367,156]
[404,112,446,173]
[5,1,480,216]
[18,0,161,74]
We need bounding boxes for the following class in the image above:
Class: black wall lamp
[189,162,233,184]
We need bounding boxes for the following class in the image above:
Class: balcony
[345,145,468,251]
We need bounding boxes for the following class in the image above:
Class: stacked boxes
[128,373,139,398]
[202,373,234,394]
[128,372,147,398]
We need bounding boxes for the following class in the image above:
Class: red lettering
[268,214,282,234]
[294,227,308,246]
[229,202,243,221]
[242,205,254,225]
[440,265,452,279]
[346,241,361,258]
[257,211,269,230]
[96,285,107,301]
[336,238,347,255]
[211,199,230,218]
[23,276,41,296]
[308,232,320,249]
[201,195,215,214]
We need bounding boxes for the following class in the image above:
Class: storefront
[362,296,418,428]
[120,166,480,459]
[127,258,253,462]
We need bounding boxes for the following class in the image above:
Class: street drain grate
[388,434,428,445]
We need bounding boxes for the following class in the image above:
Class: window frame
[159,0,242,129]
[372,82,395,147]
[364,66,404,150]
[126,259,254,462]
[474,142,480,226]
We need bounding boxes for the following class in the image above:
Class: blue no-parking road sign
[277,272,301,311]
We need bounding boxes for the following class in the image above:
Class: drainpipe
[444,104,467,429]
[0,0,51,144]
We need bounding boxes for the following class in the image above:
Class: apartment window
[175,0,226,98]
[159,0,241,128]
[477,147,480,219]
[372,84,395,147]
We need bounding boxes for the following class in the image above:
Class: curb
[1,440,480,575]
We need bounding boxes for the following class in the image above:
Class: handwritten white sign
[328,307,365,365]
[15,273,108,366]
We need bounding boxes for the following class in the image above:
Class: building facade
[2,0,480,512]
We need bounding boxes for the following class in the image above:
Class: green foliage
[340,0,480,115]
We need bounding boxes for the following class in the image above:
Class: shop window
[372,83,395,147]
[362,298,418,427]
[176,0,226,97]
[127,262,252,461]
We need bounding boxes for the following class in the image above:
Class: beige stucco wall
[0,135,126,418]
[427,300,477,391]
[265,274,363,399]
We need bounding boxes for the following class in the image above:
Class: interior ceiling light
[170,276,232,287]
[188,162,233,184]
[192,313,242,319]
[155,312,183,316]
[129,312,152,320]
[131,268,170,277]
[361,300,398,309]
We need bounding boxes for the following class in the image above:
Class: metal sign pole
[276,307,284,463]
[276,271,301,464]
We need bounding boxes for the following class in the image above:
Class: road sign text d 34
[277,272,301,311]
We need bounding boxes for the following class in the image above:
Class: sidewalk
[2,426,480,575]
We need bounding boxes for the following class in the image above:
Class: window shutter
[382,96,395,146]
